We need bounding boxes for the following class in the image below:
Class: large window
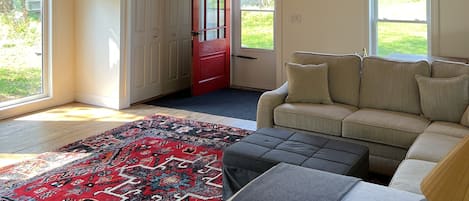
[370,0,429,59]
[0,0,47,108]
[240,0,274,50]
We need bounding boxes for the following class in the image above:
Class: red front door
[192,0,231,96]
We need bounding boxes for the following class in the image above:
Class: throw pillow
[460,106,469,127]
[285,62,333,104]
[415,74,469,122]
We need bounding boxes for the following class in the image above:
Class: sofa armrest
[256,82,288,129]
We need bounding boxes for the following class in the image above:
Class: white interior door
[232,0,276,90]
[162,0,192,94]
[130,0,163,103]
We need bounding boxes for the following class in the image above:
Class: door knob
[191,31,200,36]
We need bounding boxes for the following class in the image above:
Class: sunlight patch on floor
[14,104,144,123]
[0,152,90,181]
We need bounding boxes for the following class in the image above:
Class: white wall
[278,0,369,84]
[0,0,75,120]
[432,0,469,59]
[75,0,126,109]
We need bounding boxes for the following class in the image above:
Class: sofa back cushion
[360,57,431,115]
[292,52,361,106]
[432,60,469,78]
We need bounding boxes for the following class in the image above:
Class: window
[240,0,274,50]
[0,0,48,108]
[370,0,429,59]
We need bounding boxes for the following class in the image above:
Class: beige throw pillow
[460,107,469,127]
[415,74,469,122]
[285,63,333,104]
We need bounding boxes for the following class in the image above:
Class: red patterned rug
[0,115,252,200]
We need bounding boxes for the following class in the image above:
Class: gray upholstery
[343,109,430,148]
[274,103,357,136]
[222,128,369,198]
[228,164,425,201]
[228,163,361,201]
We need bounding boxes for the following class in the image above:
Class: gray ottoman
[222,128,369,199]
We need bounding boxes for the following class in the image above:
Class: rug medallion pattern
[0,115,252,201]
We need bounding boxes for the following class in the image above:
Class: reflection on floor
[0,103,256,168]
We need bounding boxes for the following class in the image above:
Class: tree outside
[0,0,42,103]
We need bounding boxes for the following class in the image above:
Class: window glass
[372,0,429,59]
[0,0,45,107]
[240,0,274,50]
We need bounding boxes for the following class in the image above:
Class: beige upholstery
[292,52,361,106]
[460,106,469,127]
[431,60,469,78]
[415,74,469,122]
[360,57,430,115]
[256,82,288,129]
[424,121,469,138]
[285,63,333,104]
[406,133,461,162]
[343,109,430,148]
[274,103,357,136]
[389,159,437,194]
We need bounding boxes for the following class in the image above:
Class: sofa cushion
[292,52,361,106]
[389,159,437,194]
[285,63,333,104]
[342,109,430,148]
[406,133,461,162]
[415,74,469,122]
[360,57,430,115]
[274,103,358,136]
[431,60,469,78]
[424,121,469,138]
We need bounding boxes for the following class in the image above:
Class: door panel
[192,0,231,96]
[162,0,192,94]
[232,0,276,90]
[130,0,163,103]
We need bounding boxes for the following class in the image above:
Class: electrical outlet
[290,14,302,24]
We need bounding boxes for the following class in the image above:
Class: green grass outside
[0,67,42,102]
[241,11,274,50]
[377,22,427,57]
[241,13,427,56]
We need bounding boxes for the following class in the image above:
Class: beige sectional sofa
[257,51,469,194]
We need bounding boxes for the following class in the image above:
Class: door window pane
[0,0,44,105]
[199,0,226,42]
[240,0,274,50]
[241,0,274,10]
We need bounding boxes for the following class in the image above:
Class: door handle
[232,55,258,60]
[191,31,200,36]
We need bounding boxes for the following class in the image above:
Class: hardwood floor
[0,103,256,168]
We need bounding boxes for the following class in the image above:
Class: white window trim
[236,2,276,51]
[369,0,432,58]
[0,0,50,109]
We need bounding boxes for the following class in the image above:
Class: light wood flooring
[0,103,256,168]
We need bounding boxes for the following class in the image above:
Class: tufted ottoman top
[223,128,369,177]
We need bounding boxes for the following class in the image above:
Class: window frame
[239,2,275,51]
[369,0,432,58]
[0,0,50,109]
